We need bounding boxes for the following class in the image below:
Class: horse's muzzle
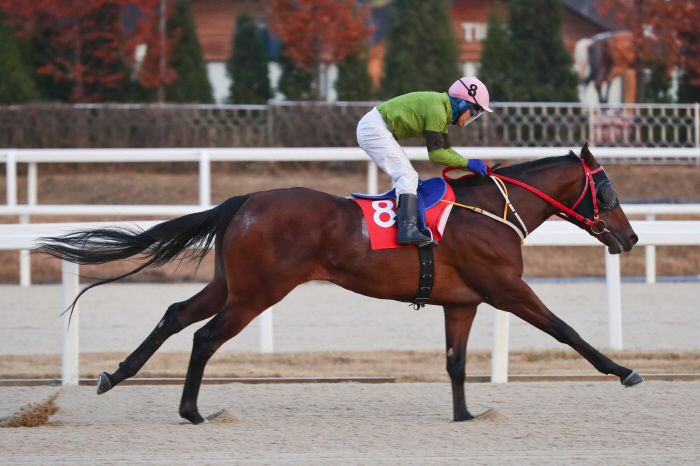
[605,228,637,254]
[627,234,639,248]
[615,231,638,252]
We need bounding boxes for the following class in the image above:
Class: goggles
[450,97,485,126]
[461,104,485,126]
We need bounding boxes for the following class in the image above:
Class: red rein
[442,161,604,228]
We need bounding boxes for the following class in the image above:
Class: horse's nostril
[629,234,638,246]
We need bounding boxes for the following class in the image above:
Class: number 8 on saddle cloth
[351,177,449,232]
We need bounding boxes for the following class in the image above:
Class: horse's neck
[504,161,583,233]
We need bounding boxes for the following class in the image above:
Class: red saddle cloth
[352,183,456,250]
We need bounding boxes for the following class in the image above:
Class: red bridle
[443,160,606,229]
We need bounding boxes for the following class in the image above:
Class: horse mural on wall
[575,31,637,104]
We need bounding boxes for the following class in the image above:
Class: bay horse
[37,143,642,424]
[575,31,636,104]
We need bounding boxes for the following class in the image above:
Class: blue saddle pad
[351,177,447,230]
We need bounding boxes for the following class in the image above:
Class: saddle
[351,177,448,231]
[351,177,453,310]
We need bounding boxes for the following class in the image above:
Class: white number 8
[372,200,396,228]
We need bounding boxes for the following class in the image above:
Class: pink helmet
[448,77,493,112]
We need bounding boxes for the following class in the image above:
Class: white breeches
[356,107,418,196]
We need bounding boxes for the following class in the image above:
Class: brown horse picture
[37,143,643,425]
[576,31,637,104]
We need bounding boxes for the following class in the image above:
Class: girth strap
[412,246,435,310]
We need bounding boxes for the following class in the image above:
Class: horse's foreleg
[595,83,605,104]
[178,301,266,425]
[97,277,227,394]
[444,305,478,421]
[492,278,642,387]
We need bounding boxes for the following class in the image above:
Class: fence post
[491,309,509,383]
[18,235,30,286]
[267,102,274,147]
[258,307,273,354]
[28,162,37,206]
[19,162,37,287]
[605,250,623,350]
[645,213,656,284]
[695,102,699,149]
[588,103,596,147]
[367,161,378,195]
[6,150,16,207]
[482,107,489,145]
[199,149,211,208]
[62,259,80,386]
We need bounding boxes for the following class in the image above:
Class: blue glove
[466,158,487,176]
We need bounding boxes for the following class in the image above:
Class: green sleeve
[424,102,468,167]
[428,147,470,168]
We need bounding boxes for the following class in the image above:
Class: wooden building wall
[192,0,265,62]
[192,0,612,93]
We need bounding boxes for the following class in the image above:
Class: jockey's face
[456,105,484,128]
[457,111,472,127]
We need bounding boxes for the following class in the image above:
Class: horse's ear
[580,142,599,167]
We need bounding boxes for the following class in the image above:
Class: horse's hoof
[180,409,207,425]
[621,371,644,387]
[186,416,207,425]
[453,412,475,422]
[96,372,113,395]
[454,408,497,422]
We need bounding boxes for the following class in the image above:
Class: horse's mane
[448,152,580,187]
[494,152,580,176]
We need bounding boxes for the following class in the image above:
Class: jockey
[356,77,493,246]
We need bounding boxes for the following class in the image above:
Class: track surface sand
[1,382,698,465]
[1,282,698,355]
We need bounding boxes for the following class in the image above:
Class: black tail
[35,195,249,317]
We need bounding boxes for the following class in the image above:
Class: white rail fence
[1,220,699,386]
[3,147,700,287]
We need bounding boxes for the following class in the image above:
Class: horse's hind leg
[178,299,268,425]
[444,305,478,421]
[492,277,643,387]
[96,276,227,394]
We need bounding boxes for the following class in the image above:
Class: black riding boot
[396,194,432,246]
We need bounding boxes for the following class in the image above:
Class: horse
[36,143,642,425]
[575,31,636,104]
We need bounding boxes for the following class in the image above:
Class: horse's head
[578,143,638,254]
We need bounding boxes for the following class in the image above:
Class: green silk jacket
[377,91,470,168]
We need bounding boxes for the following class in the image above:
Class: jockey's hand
[466,158,487,176]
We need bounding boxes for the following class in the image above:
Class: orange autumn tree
[0,0,168,102]
[596,0,700,99]
[131,0,180,102]
[645,0,700,88]
[270,0,372,100]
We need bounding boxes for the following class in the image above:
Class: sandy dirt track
[1,282,699,356]
[1,382,698,465]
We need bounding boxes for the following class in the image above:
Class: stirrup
[397,229,431,246]
[418,228,438,248]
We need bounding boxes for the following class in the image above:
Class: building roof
[560,0,624,31]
